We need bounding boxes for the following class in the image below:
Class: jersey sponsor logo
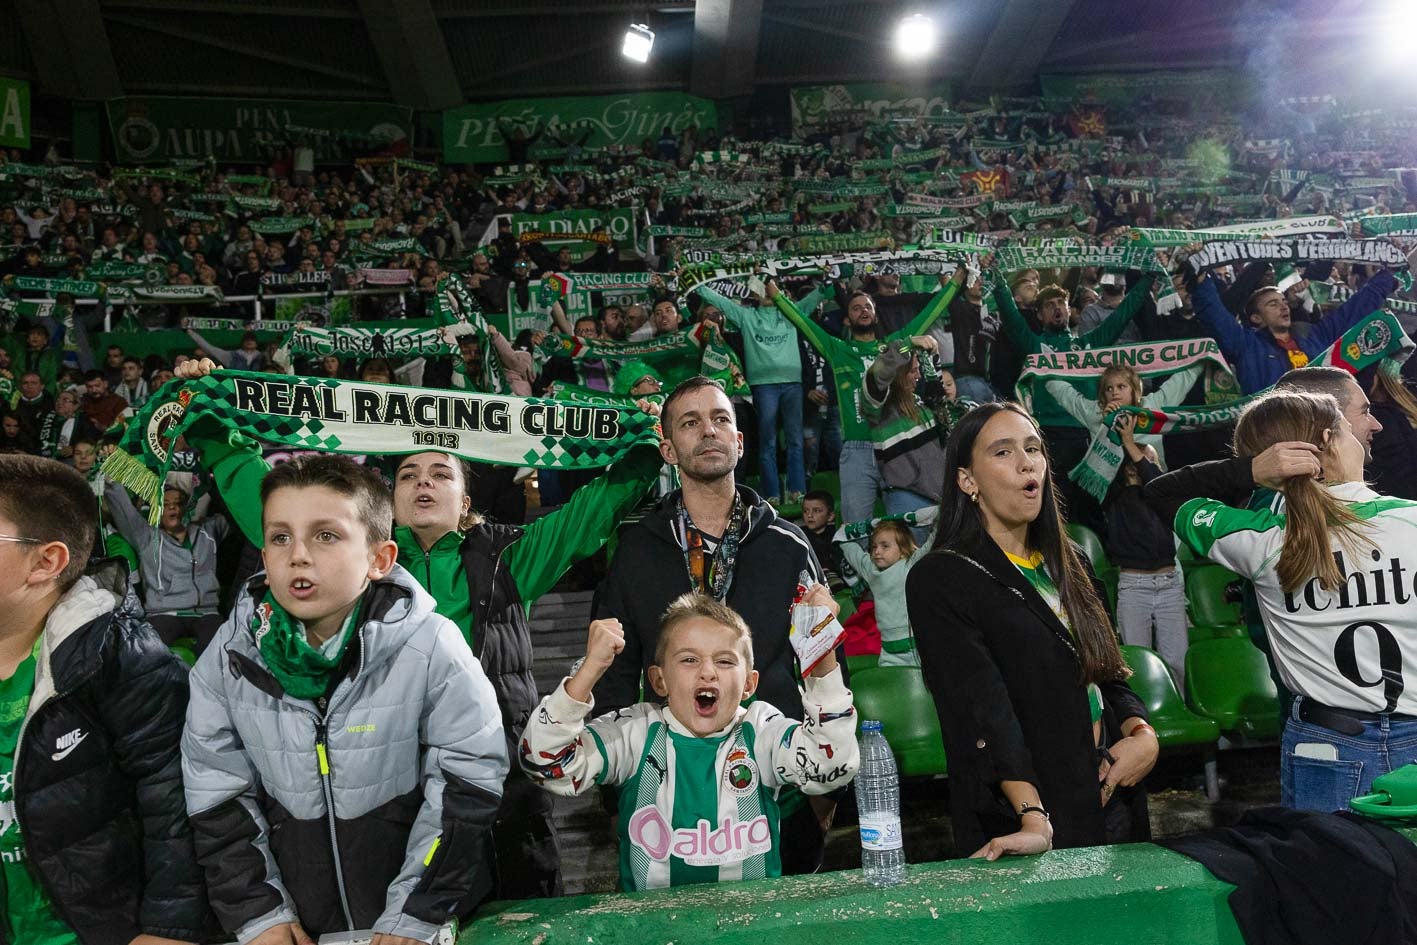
[1191,508,1218,528]
[724,747,757,795]
[627,807,772,867]
[52,727,88,762]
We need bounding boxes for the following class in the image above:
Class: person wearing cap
[102,477,229,650]
[614,360,662,397]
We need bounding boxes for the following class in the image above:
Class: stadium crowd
[0,83,1416,944]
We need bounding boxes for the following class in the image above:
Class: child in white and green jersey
[519,592,858,891]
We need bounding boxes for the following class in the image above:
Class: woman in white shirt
[1154,389,1417,812]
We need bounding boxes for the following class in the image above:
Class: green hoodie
[188,418,662,643]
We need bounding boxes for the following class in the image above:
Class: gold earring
[969,491,979,504]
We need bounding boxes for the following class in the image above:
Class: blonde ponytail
[1233,391,1372,594]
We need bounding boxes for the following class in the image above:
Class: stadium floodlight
[623,23,655,63]
[894,13,939,62]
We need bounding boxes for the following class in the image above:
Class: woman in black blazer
[906,402,1158,858]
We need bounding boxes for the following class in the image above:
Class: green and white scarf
[102,369,661,524]
[1358,214,1417,238]
[251,591,361,700]
[430,276,507,395]
[1184,239,1408,274]
[1056,312,1414,501]
[283,324,458,360]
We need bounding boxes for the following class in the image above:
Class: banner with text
[0,78,29,149]
[443,92,717,164]
[789,82,952,134]
[105,97,413,164]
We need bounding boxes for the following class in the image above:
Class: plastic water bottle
[855,720,906,886]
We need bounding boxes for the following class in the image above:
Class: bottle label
[858,813,903,852]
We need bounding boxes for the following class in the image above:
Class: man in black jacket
[0,454,206,945]
[592,375,833,873]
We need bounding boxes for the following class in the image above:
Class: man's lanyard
[678,492,745,602]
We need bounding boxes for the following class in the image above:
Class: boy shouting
[520,591,857,891]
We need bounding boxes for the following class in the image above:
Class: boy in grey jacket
[182,456,508,945]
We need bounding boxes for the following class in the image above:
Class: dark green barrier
[464,842,1249,945]
[467,826,1417,944]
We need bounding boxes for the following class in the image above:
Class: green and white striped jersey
[519,670,858,891]
[1176,483,1417,715]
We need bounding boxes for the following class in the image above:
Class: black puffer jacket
[16,562,207,945]
[459,523,561,900]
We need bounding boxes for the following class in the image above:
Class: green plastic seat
[1184,637,1282,741]
[1185,564,1246,637]
[1066,522,1118,615]
[1121,645,1218,747]
[1122,645,1222,800]
[809,471,841,509]
[851,667,947,777]
[1066,522,1109,573]
[845,653,879,675]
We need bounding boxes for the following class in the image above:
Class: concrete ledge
[466,842,1249,945]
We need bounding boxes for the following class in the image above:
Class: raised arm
[769,280,834,357]
[990,270,1042,353]
[1080,274,1154,348]
[1043,378,1102,427]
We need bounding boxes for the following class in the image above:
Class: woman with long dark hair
[905,402,1156,859]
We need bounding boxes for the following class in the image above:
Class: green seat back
[1120,645,1219,747]
[845,653,879,675]
[1186,565,1244,630]
[851,667,947,777]
[809,471,841,509]
[1066,523,1111,576]
[1184,637,1282,740]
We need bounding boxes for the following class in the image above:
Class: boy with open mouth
[518,591,858,891]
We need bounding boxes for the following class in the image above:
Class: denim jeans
[752,382,805,499]
[953,374,997,404]
[1281,695,1417,812]
[839,439,882,524]
[803,402,842,479]
[1116,568,1189,690]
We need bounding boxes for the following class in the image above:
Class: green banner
[501,207,638,258]
[0,78,29,148]
[105,97,413,164]
[0,78,31,149]
[1038,71,1246,108]
[443,92,717,164]
[789,82,952,134]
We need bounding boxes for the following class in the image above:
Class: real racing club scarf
[101,369,661,524]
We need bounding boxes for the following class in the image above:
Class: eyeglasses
[0,535,40,546]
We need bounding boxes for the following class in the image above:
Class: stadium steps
[527,588,621,894]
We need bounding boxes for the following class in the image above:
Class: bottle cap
[861,720,883,732]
